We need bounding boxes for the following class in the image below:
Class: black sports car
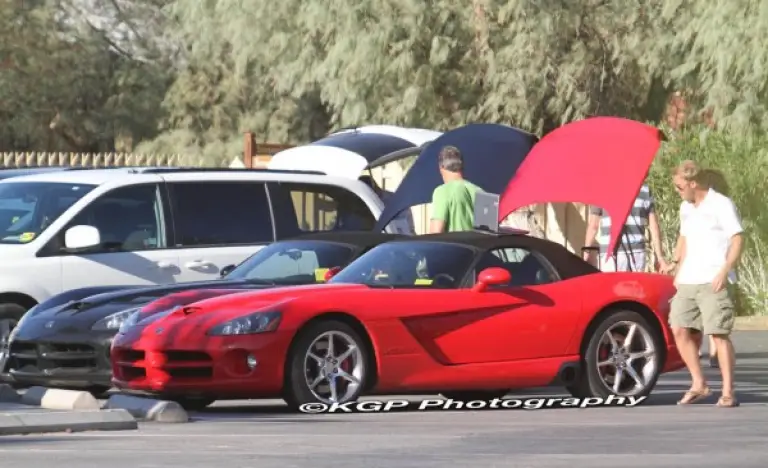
[0,231,402,393]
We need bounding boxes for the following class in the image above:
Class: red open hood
[498,117,664,261]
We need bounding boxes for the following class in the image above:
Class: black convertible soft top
[388,230,600,279]
[288,231,407,248]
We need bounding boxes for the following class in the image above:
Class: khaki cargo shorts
[669,283,736,335]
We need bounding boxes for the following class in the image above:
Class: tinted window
[226,240,355,284]
[169,182,274,247]
[0,182,96,244]
[475,247,556,287]
[63,184,164,252]
[267,182,375,238]
[330,241,476,288]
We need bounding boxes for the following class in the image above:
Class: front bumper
[1,334,115,389]
[111,330,294,399]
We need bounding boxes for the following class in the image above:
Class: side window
[246,250,320,281]
[476,247,556,287]
[267,182,375,238]
[168,182,274,247]
[65,184,165,253]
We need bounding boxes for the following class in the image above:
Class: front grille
[114,349,214,383]
[8,341,99,373]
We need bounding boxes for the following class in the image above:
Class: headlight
[117,310,142,334]
[91,307,140,331]
[207,311,281,336]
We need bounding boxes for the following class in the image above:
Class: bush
[646,125,768,316]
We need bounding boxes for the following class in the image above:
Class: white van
[0,168,390,329]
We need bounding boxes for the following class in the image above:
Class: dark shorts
[669,283,736,335]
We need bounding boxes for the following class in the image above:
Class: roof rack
[134,167,326,176]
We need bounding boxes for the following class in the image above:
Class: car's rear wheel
[440,390,509,401]
[567,310,663,401]
[284,320,368,410]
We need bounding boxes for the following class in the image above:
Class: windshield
[0,182,96,244]
[225,240,356,284]
[329,241,477,288]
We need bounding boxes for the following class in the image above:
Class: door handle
[185,260,213,269]
[155,261,175,269]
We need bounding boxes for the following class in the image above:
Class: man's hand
[712,269,728,292]
[658,259,675,274]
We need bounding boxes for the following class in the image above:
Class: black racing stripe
[310,132,416,162]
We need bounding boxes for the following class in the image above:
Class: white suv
[0,167,398,326]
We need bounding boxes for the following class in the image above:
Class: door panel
[58,183,182,289]
[61,251,181,289]
[405,245,584,365]
[176,245,266,281]
[408,282,583,365]
[166,181,275,282]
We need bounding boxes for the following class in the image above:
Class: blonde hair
[674,160,701,181]
[673,159,730,192]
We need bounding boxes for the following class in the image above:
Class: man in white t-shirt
[663,160,744,408]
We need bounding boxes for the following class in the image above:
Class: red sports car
[111,231,683,410]
[111,117,685,410]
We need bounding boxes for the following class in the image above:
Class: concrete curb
[21,386,101,411]
[735,316,768,331]
[104,394,188,423]
[0,409,137,435]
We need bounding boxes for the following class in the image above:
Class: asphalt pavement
[1,330,766,468]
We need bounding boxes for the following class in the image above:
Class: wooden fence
[0,151,206,168]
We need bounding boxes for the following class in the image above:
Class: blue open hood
[374,123,538,231]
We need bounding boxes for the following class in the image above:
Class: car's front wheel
[567,310,663,401]
[284,320,369,410]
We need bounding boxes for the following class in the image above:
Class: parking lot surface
[1,331,766,468]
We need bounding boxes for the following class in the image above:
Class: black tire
[283,320,370,410]
[85,386,112,398]
[567,309,663,400]
[440,390,509,401]
[0,302,27,345]
[173,396,215,411]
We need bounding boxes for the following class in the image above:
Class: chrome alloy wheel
[596,320,658,396]
[303,330,364,404]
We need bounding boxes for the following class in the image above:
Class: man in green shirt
[429,145,482,233]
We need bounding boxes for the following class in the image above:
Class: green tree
[0,0,172,153]
[162,0,671,138]
[652,0,768,133]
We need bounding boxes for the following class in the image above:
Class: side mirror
[472,267,511,292]
[64,225,101,250]
[324,266,342,282]
[220,264,236,277]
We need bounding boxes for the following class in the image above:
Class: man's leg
[709,335,718,367]
[669,284,710,403]
[699,285,738,406]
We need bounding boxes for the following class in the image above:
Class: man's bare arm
[673,234,685,263]
[429,219,445,234]
[722,233,744,273]
[583,213,600,262]
[648,211,666,266]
